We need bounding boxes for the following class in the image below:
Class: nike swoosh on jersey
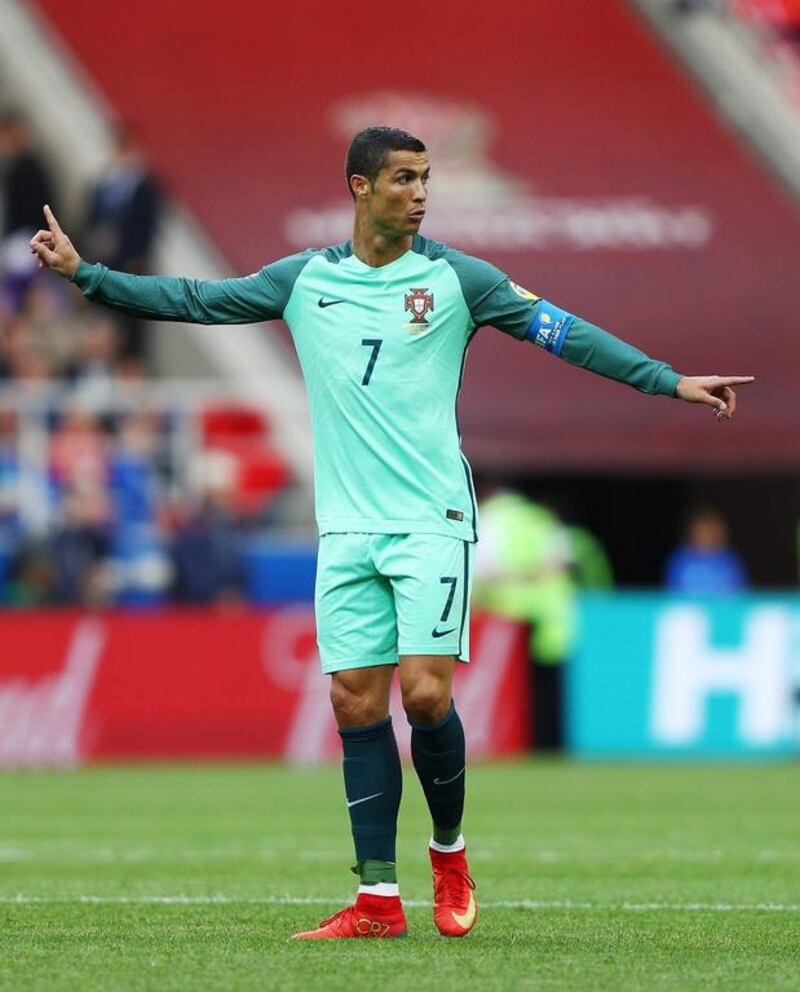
[433,767,465,786]
[318,298,347,308]
[431,627,457,639]
[346,791,383,808]
[452,891,477,930]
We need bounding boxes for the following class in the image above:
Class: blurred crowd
[0,112,290,609]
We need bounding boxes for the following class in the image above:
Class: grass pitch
[0,760,798,991]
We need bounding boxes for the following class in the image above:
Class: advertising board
[0,610,529,766]
[569,595,800,757]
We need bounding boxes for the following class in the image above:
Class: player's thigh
[315,533,398,675]
[379,533,474,662]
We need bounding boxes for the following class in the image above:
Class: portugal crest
[404,287,434,325]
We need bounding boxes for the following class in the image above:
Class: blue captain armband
[524,300,575,356]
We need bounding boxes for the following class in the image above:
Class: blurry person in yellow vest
[473,485,576,751]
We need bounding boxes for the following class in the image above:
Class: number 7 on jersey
[361,338,383,386]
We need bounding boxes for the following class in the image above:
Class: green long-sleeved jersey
[72,234,681,541]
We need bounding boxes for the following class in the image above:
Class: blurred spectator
[108,525,171,608]
[51,483,113,605]
[664,505,749,594]
[83,124,161,272]
[0,111,56,311]
[1,314,33,382]
[82,123,162,359]
[474,487,576,658]
[113,355,149,399]
[49,407,109,492]
[104,411,171,607]
[473,486,576,751]
[0,112,54,237]
[66,315,122,410]
[21,281,82,375]
[171,452,245,606]
[109,411,163,528]
[5,334,55,392]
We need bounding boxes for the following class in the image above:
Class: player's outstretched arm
[449,255,756,423]
[29,205,286,325]
[674,375,755,422]
[553,317,754,423]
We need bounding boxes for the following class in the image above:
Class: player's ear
[350,174,370,199]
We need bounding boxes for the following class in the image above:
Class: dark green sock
[410,702,465,846]
[339,716,402,885]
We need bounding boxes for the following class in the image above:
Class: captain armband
[524,300,575,357]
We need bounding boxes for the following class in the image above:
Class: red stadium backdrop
[32,0,800,470]
[0,611,529,766]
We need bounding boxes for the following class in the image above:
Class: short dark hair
[345,126,426,198]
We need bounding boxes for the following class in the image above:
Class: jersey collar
[346,235,422,275]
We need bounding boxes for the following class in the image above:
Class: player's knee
[329,679,385,728]
[402,677,450,726]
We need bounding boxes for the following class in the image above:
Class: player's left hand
[675,375,755,422]
[29,205,80,279]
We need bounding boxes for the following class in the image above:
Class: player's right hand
[29,205,81,279]
[675,374,755,422]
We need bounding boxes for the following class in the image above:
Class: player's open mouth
[409,211,426,221]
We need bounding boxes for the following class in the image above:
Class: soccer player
[30,127,753,940]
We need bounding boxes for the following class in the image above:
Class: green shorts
[315,532,474,674]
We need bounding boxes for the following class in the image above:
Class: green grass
[0,761,798,991]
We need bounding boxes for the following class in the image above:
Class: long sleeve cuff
[70,259,109,296]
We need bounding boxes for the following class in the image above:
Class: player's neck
[351,221,413,269]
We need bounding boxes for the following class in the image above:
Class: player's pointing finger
[715,375,754,387]
[43,204,63,235]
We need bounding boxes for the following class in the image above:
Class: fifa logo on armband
[404,287,434,325]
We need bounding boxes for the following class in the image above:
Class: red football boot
[291,893,408,940]
[430,846,478,937]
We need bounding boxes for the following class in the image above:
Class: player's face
[368,150,430,237]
